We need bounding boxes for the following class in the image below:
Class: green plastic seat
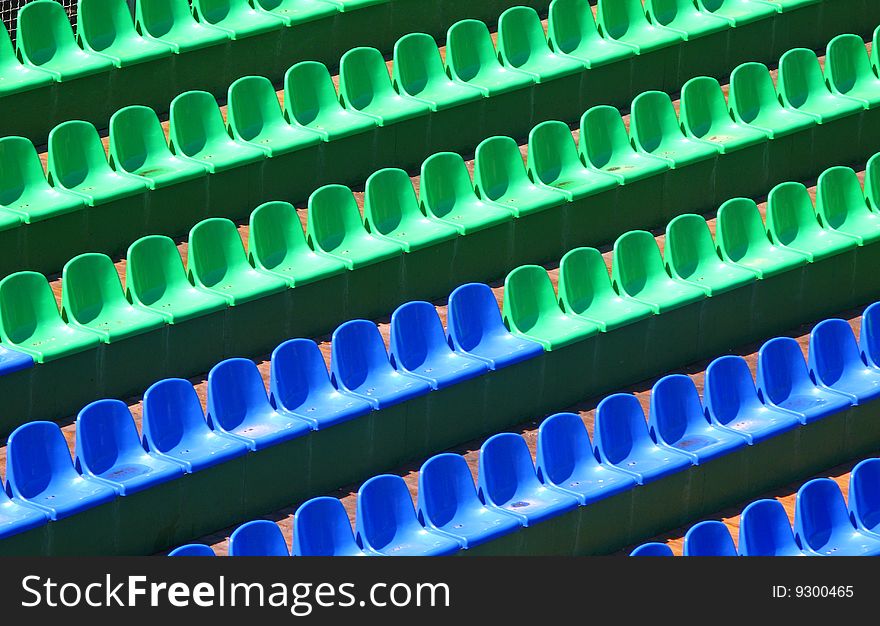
[363,168,459,252]
[0,20,54,96]
[558,246,654,330]
[0,272,102,362]
[497,6,584,82]
[61,253,166,342]
[192,0,285,39]
[126,235,228,322]
[0,136,85,223]
[866,153,880,213]
[188,218,288,304]
[611,230,706,312]
[227,76,322,156]
[306,185,404,269]
[526,121,620,200]
[645,0,732,39]
[419,153,514,235]
[135,0,230,52]
[16,0,114,81]
[766,182,858,261]
[502,265,599,350]
[169,91,266,172]
[446,20,535,96]
[47,121,148,205]
[715,197,808,278]
[254,0,338,26]
[109,106,210,188]
[547,0,636,67]
[248,200,348,284]
[665,214,757,294]
[679,76,770,151]
[825,34,880,108]
[391,33,485,110]
[284,61,377,140]
[816,167,880,245]
[339,47,431,125]
[579,105,669,182]
[695,0,777,25]
[474,136,568,217]
[77,0,173,67]
[728,62,817,137]
[777,48,864,122]
[597,0,684,52]
[630,91,721,167]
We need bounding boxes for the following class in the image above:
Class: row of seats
[632,458,880,556]
[168,309,880,556]
[3,33,879,280]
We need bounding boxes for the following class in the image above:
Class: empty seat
[756,337,852,423]
[0,271,102,362]
[648,374,748,463]
[629,542,674,556]
[497,6,583,81]
[594,393,693,483]
[679,76,770,151]
[683,520,738,556]
[306,185,403,268]
[61,253,166,342]
[294,497,377,556]
[808,319,880,404]
[135,0,230,52]
[229,520,290,556]
[695,0,776,24]
[859,300,880,369]
[75,399,184,495]
[777,48,864,122]
[548,0,635,67]
[206,358,311,450]
[478,433,579,525]
[579,105,669,182]
[446,282,545,369]
[630,91,721,167]
[728,63,817,136]
[704,355,801,443]
[0,483,49,542]
[644,0,731,40]
[356,474,461,556]
[254,0,337,26]
[597,0,684,51]
[142,378,250,472]
[330,319,432,409]
[77,0,173,67]
[446,19,534,96]
[191,0,285,38]
[188,218,288,304]
[848,458,880,538]
[17,0,114,80]
[168,544,217,556]
[389,301,488,389]
[418,453,522,549]
[502,265,599,349]
[794,478,880,556]
[0,345,34,377]
[6,421,116,520]
[739,499,806,556]
[825,34,880,108]
[536,412,638,504]
[0,20,53,96]
[815,167,880,245]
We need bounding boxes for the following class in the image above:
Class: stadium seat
[135,0,230,53]
[446,19,535,96]
[191,0,285,38]
[0,21,53,96]
[579,105,669,183]
[794,478,880,556]
[630,91,721,168]
[629,542,674,556]
[293,497,378,556]
[815,167,880,246]
[683,520,738,556]
[168,544,216,556]
[254,0,337,26]
[548,0,636,68]
[497,6,584,83]
[597,0,684,52]
[77,0,174,67]
[0,482,48,545]
[738,499,807,556]
[808,318,880,404]
[777,48,864,128]
[825,34,880,108]
[229,520,290,556]
[848,458,880,538]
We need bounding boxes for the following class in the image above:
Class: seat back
[683,520,737,556]
[739,499,801,556]
[594,393,651,466]
[756,337,813,406]
[207,358,273,433]
[447,282,507,353]
[62,253,127,325]
[580,105,633,169]
[630,91,682,153]
[248,201,310,272]
[648,374,706,447]
[75,399,143,476]
[229,520,290,556]
[597,0,647,41]
[364,168,420,235]
[331,319,393,391]
[535,412,599,486]
[142,378,211,454]
[665,214,720,281]
[356,474,421,551]
[126,235,192,308]
[169,91,226,158]
[109,106,176,174]
[680,76,731,140]
[816,166,867,232]
[389,301,451,371]
[227,75,286,142]
[6,421,79,500]
[777,48,828,110]
[306,184,364,253]
[729,63,779,124]
[715,197,770,265]
[611,230,667,298]
[558,247,616,316]
[392,33,445,98]
[418,453,482,528]
[548,0,604,56]
[188,218,249,287]
[339,47,393,112]
[284,61,342,127]
[630,542,674,556]
[17,1,80,67]
[849,458,880,534]
[136,0,197,39]
[859,301,880,368]
[498,6,549,68]
[794,478,852,551]
[420,152,480,220]
[826,34,873,95]
[704,355,763,427]
[0,272,66,345]
[168,544,216,556]
[78,0,139,54]
[294,497,363,556]
[766,182,820,247]
[474,135,533,203]
[807,318,863,388]
[446,20,500,83]
[502,265,562,333]
[527,120,585,185]
[270,338,336,411]
[478,433,541,506]
[48,121,113,189]
[0,136,54,205]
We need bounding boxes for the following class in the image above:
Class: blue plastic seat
[629,542,674,556]
[168,544,216,556]
[356,474,461,556]
[294,497,378,556]
[389,301,489,390]
[206,358,311,451]
[535,412,638,505]
[477,433,579,526]
[330,320,432,409]
[446,283,545,369]
[270,338,373,429]
[0,479,48,541]
[859,301,880,370]
[704,356,801,443]
[848,458,880,538]
[756,337,853,424]
[417,453,522,549]
[594,394,693,484]
[0,346,34,377]
[648,375,749,463]
[808,319,880,404]
[142,378,250,472]
[75,399,184,495]
[683,520,738,556]
[6,421,117,520]
[229,520,290,556]
[794,478,880,556]
[739,499,807,556]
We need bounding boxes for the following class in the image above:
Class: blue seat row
[631,456,880,556]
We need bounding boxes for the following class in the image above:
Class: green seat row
[2,28,880,280]
[0,0,553,144]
